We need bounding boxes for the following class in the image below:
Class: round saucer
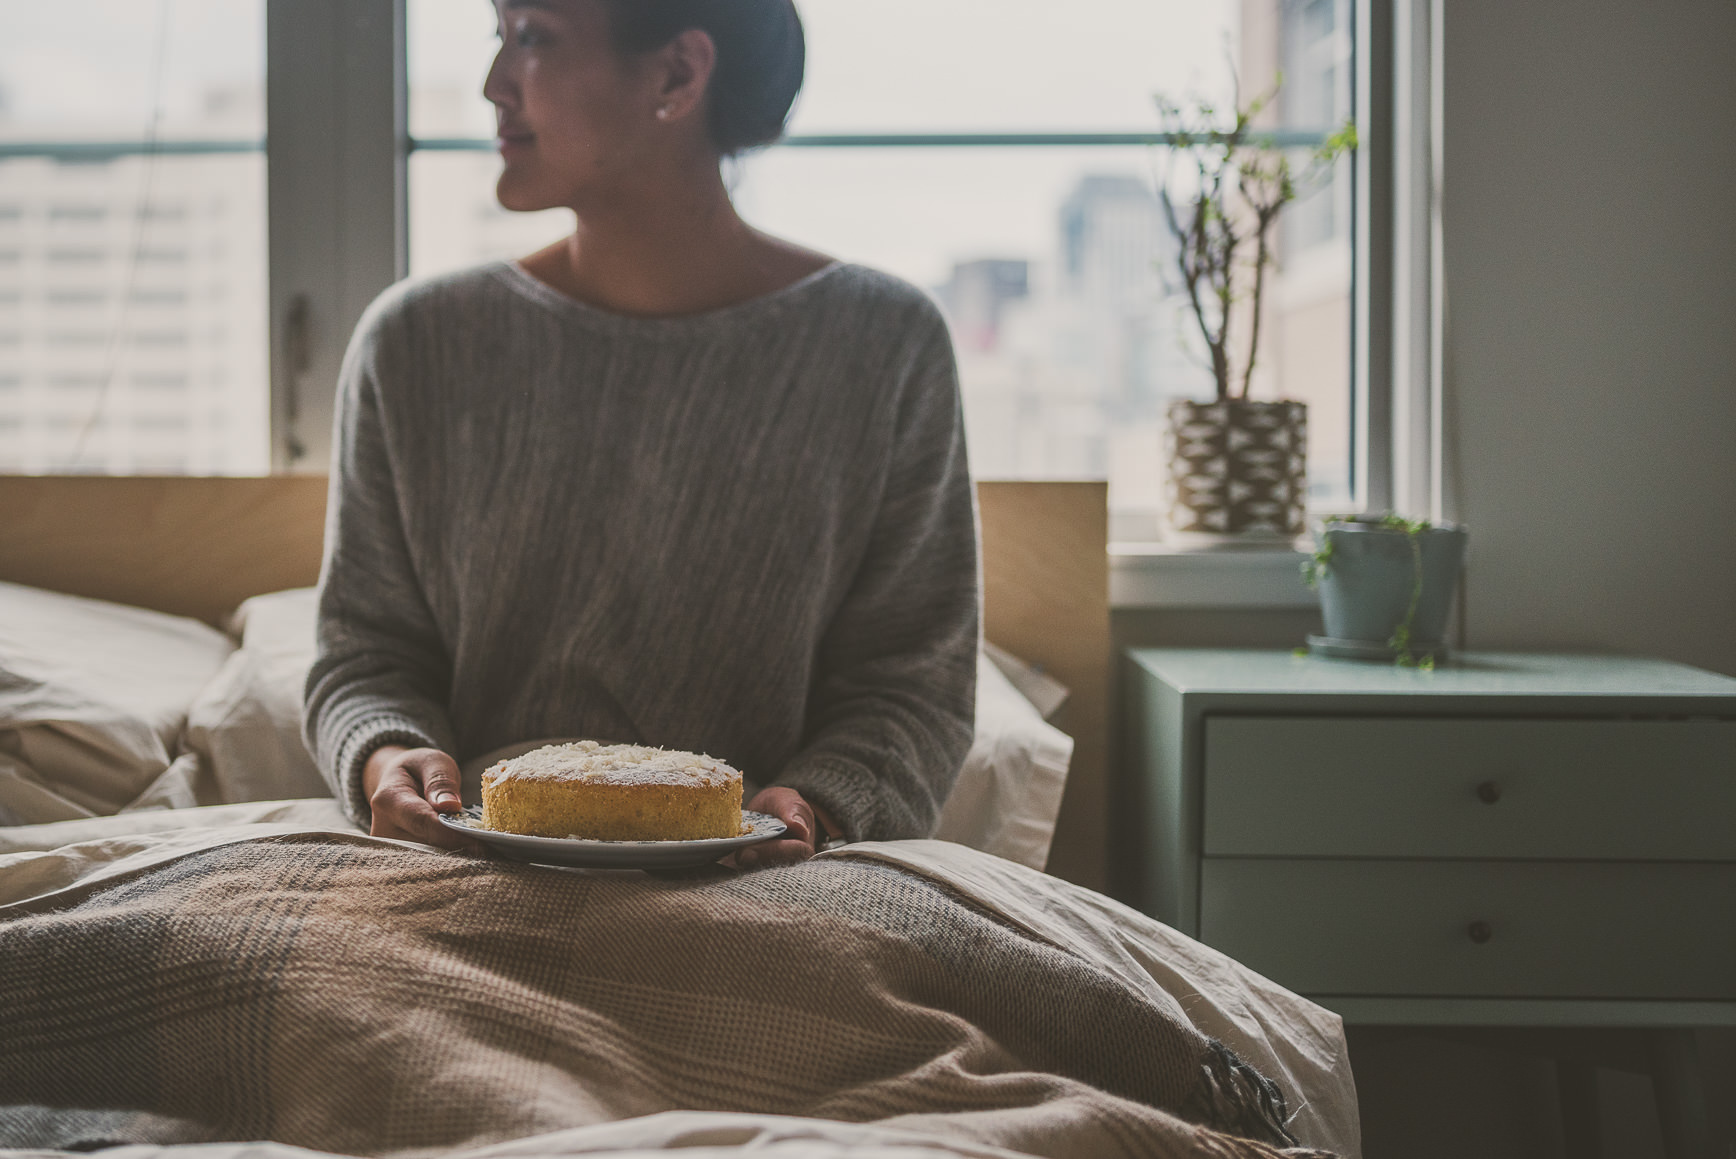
[1306,634,1449,663]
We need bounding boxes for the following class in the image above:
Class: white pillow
[189,590,1075,871]
[0,581,234,825]
[183,587,329,804]
[933,650,1074,871]
[982,639,1069,721]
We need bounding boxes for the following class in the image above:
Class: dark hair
[601,0,805,156]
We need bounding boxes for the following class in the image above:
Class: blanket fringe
[1194,1038,1299,1148]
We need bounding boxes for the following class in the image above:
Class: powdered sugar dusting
[483,740,741,789]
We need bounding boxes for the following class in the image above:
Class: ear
[652,27,717,123]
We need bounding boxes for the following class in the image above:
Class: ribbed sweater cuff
[776,758,889,845]
[333,716,444,828]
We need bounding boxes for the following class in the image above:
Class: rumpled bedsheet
[0,812,1356,1159]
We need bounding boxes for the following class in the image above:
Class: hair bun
[606,0,806,156]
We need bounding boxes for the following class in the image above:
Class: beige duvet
[0,804,1357,1159]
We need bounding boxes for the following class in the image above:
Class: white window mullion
[266,0,406,474]
[1390,0,1443,521]
[1427,0,1448,527]
[1353,0,1394,515]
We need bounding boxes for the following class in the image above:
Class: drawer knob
[1476,781,1502,804]
[1467,921,1494,945]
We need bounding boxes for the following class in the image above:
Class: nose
[482,44,516,112]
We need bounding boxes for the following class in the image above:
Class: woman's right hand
[363,744,484,853]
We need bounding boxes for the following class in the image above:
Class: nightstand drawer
[1200,858,1736,999]
[1203,717,1736,859]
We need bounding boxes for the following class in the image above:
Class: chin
[495,168,567,214]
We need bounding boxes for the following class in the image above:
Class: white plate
[438,807,788,869]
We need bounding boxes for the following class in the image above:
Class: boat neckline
[491,257,850,334]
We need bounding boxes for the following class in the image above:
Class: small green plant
[1378,514,1433,668]
[1301,538,1335,589]
[1305,513,1437,668]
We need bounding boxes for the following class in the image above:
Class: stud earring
[656,105,673,120]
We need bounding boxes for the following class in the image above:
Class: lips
[496,128,536,154]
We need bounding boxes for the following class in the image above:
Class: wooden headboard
[0,475,1109,889]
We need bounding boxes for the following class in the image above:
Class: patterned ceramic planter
[1164,398,1308,543]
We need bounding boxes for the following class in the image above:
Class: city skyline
[0,0,1349,534]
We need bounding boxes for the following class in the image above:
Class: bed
[0,476,1360,1159]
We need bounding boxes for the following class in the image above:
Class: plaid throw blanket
[0,835,1335,1158]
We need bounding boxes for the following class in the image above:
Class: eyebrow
[501,0,561,9]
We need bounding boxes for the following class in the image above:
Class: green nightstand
[1120,648,1736,1158]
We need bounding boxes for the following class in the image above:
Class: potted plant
[1303,514,1470,667]
[1155,85,1355,544]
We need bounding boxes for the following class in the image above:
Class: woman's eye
[514,24,550,47]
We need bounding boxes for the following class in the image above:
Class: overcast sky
[0,0,263,133]
[0,0,1237,138]
[404,0,1243,284]
[0,0,1243,285]
[410,0,1239,137]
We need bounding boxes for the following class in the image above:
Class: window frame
[265,0,407,473]
[258,0,1434,608]
[1116,0,1446,608]
[0,0,1426,540]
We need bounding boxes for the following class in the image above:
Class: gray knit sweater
[303,260,979,841]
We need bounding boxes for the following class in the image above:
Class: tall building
[945,172,1211,521]
[1055,173,1201,409]
[0,88,269,474]
[937,258,1029,353]
[1060,175,1164,309]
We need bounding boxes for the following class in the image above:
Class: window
[4,0,1388,539]
[406,0,1356,540]
[0,0,269,475]
[1271,0,1356,507]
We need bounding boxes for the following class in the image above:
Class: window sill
[1109,543,1318,610]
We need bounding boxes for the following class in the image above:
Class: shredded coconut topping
[483,740,741,789]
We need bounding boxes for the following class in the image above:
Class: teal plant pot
[1311,520,1468,661]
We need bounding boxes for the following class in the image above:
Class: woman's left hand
[736,786,837,869]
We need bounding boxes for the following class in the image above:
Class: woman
[303,0,979,868]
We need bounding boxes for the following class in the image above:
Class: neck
[535,153,772,318]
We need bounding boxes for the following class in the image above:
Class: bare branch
[1152,78,1348,402]
[1240,200,1282,399]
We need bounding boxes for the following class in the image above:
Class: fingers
[367,749,483,854]
[735,837,814,870]
[744,786,816,843]
[406,749,465,814]
[736,786,821,870]
[812,802,841,844]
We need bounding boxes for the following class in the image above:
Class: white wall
[1444,0,1736,677]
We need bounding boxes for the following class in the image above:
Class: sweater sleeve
[773,316,980,842]
[302,305,458,826]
